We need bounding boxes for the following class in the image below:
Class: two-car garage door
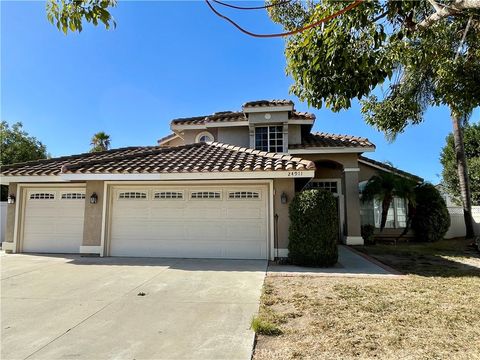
[108,185,268,259]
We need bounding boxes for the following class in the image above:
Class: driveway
[1,253,267,360]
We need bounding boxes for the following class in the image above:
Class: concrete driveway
[1,253,266,360]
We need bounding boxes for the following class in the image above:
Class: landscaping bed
[252,239,480,360]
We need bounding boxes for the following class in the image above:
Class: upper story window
[195,131,214,143]
[255,126,283,153]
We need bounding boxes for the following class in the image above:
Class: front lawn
[252,239,480,360]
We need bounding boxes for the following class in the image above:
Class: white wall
[0,202,7,244]
[445,206,480,239]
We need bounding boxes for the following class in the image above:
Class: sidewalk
[268,245,404,278]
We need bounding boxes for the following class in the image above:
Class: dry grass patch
[253,275,480,360]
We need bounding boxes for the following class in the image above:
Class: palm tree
[90,132,111,152]
[361,169,418,233]
[361,172,397,232]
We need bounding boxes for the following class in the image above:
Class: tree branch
[418,0,480,29]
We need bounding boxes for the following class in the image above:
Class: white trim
[80,245,102,254]
[243,105,294,113]
[195,131,214,143]
[11,186,20,253]
[206,121,249,128]
[60,170,315,181]
[288,119,315,125]
[0,176,68,185]
[269,181,274,261]
[276,248,288,258]
[345,236,364,245]
[358,158,420,181]
[343,168,360,172]
[100,181,108,257]
[288,147,375,154]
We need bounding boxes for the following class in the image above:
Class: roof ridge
[313,131,370,142]
[62,143,203,173]
[0,146,145,171]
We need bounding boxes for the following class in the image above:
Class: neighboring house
[0,100,420,259]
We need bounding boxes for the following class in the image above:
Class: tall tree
[0,121,48,200]
[268,0,480,239]
[90,131,111,152]
[441,122,480,205]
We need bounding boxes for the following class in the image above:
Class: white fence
[0,202,7,244]
[445,206,480,239]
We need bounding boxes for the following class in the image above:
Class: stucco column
[273,178,295,258]
[343,168,363,245]
[3,183,18,252]
[81,181,105,254]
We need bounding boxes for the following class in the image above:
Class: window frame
[153,191,184,200]
[60,192,86,200]
[227,191,261,200]
[195,131,214,143]
[117,191,148,200]
[190,191,222,200]
[254,125,284,153]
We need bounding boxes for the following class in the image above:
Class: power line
[205,0,364,38]
[212,0,292,11]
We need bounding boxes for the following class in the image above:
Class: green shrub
[288,189,338,267]
[251,316,282,336]
[361,224,376,245]
[412,183,450,242]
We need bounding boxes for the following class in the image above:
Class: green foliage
[361,224,375,245]
[288,189,338,267]
[441,122,480,205]
[90,131,111,152]
[268,0,480,135]
[0,121,48,200]
[251,316,282,336]
[46,0,116,34]
[361,170,417,231]
[412,184,450,242]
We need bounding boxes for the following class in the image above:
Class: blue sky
[2,1,478,183]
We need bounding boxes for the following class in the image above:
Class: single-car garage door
[22,187,86,253]
[108,185,269,259]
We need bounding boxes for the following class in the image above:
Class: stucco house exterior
[0,100,421,260]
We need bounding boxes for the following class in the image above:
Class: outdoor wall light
[7,194,15,204]
[281,192,288,204]
[90,192,98,204]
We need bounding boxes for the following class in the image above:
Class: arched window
[195,131,214,143]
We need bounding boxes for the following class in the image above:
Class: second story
[158,100,375,158]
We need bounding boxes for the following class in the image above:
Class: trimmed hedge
[412,183,450,242]
[288,189,338,267]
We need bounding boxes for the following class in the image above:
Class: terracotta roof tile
[243,100,294,108]
[1,142,315,176]
[289,132,375,149]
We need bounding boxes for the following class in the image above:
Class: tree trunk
[451,110,475,239]
[380,195,393,232]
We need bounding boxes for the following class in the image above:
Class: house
[0,100,420,260]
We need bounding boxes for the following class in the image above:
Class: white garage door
[22,188,85,253]
[109,185,269,259]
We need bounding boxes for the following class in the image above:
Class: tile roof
[243,100,294,108]
[359,156,423,182]
[289,132,375,149]
[171,110,314,126]
[1,142,315,176]
[157,133,179,145]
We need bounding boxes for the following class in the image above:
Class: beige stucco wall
[300,153,359,168]
[164,136,185,147]
[4,183,17,246]
[176,129,219,145]
[359,162,379,182]
[273,178,295,250]
[217,126,249,147]
[288,125,302,145]
[82,181,104,247]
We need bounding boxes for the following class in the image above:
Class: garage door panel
[22,188,85,254]
[109,185,268,259]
